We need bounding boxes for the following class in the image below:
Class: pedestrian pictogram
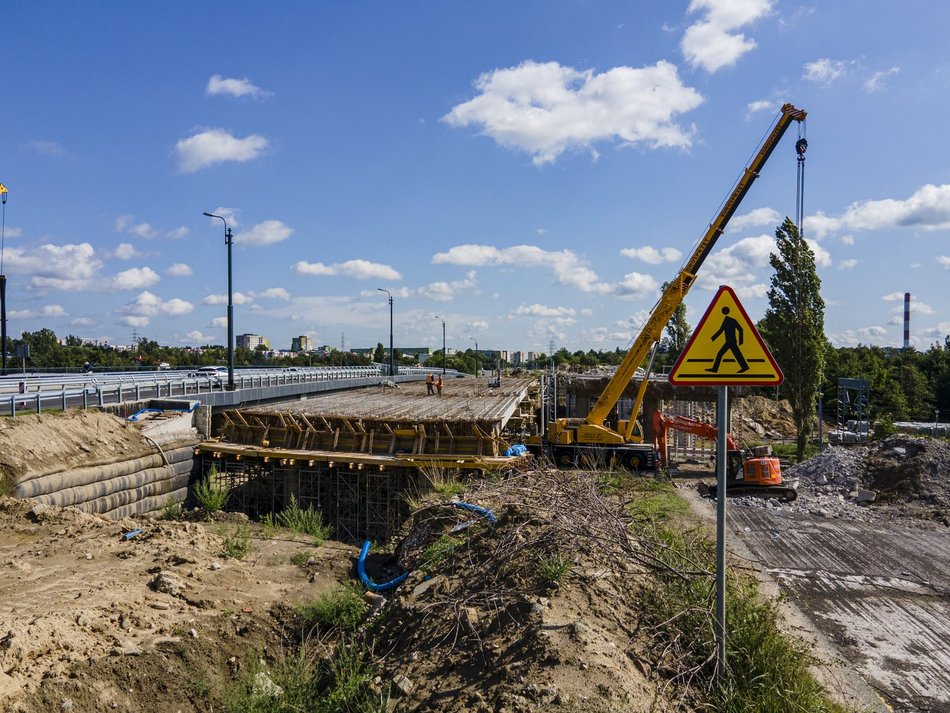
[669,285,783,386]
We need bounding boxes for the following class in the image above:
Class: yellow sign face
[669,285,783,386]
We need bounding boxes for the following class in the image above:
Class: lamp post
[377,288,395,377]
[434,315,446,374]
[1,182,8,376]
[202,212,235,391]
[469,336,479,378]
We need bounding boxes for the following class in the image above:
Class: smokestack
[903,292,911,350]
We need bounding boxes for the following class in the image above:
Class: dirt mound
[365,472,677,712]
[866,436,950,510]
[733,394,797,440]
[0,411,152,493]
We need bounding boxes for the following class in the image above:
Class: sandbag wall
[11,438,197,519]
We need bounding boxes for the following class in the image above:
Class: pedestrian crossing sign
[668,285,783,386]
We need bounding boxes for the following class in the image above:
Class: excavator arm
[581,104,807,438]
[653,412,739,469]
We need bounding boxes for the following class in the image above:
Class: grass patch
[275,495,332,545]
[422,466,467,498]
[297,586,368,632]
[534,552,571,589]
[290,550,313,567]
[160,497,182,520]
[419,534,465,574]
[628,475,849,712]
[194,465,230,518]
[221,523,251,560]
[768,441,820,461]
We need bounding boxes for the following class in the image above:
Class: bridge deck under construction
[200,376,538,469]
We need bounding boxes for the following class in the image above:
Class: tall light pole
[469,336,479,378]
[1,182,8,376]
[434,315,446,374]
[378,288,395,377]
[203,212,235,391]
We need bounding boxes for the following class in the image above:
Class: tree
[373,342,385,363]
[759,217,825,462]
[661,280,691,363]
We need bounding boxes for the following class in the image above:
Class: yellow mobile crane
[530,103,807,470]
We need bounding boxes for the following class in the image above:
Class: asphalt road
[731,506,950,713]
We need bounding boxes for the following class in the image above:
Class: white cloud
[295,259,402,281]
[255,287,291,300]
[4,243,102,290]
[432,243,611,294]
[469,321,489,332]
[111,267,160,290]
[211,317,228,328]
[114,243,138,260]
[620,245,682,264]
[831,325,889,347]
[442,60,703,165]
[165,226,189,240]
[837,258,858,270]
[184,330,215,343]
[745,99,775,117]
[881,292,906,302]
[206,74,271,100]
[28,140,67,157]
[840,234,855,245]
[417,270,478,302]
[938,256,950,268]
[864,67,900,93]
[806,239,831,268]
[118,291,194,327]
[615,272,659,300]
[203,292,254,305]
[204,207,240,228]
[236,219,293,246]
[71,317,94,326]
[681,0,772,73]
[0,226,22,239]
[807,184,950,238]
[803,58,851,84]
[175,129,269,173]
[729,207,782,233]
[698,234,775,289]
[167,263,193,277]
[114,214,158,239]
[512,304,577,318]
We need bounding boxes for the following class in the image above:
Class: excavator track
[699,482,798,502]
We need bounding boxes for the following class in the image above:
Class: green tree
[373,342,385,363]
[759,218,825,462]
[661,280,691,363]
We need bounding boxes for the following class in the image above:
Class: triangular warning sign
[669,285,783,386]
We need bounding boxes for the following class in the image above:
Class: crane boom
[585,103,806,430]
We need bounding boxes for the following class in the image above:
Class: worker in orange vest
[425,372,435,396]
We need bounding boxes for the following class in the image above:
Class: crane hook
[796,137,808,158]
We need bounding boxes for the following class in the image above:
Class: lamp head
[202,212,214,217]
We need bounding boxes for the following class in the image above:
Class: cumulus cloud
[417,270,478,302]
[114,214,158,239]
[71,317,94,326]
[838,258,858,270]
[3,243,102,290]
[620,246,682,264]
[938,256,950,268]
[184,330,215,343]
[864,67,900,93]
[512,304,577,318]
[831,325,888,347]
[294,259,402,281]
[432,244,611,294]
[807,184,950,238]
[806,239,831,268]
[206,74,271,99]
[236,220,293,246]
[175,129,269,173]
[111,267,160,290]
[118,291,194,327]
[167,263,193,277]
[114,243,138,260]
[803,58,851,83]
[681,0,772,73]
[442,60,703,165]
[745,99,775,117]
[211,316,228,329]
[166,226,189,240]
[729,207,782,233]
[255,287,291,300]
[698,234,775,290]
[615,272,659,300]
[469,321,489,332]
[9,304,67,319]
[203,292,254,305]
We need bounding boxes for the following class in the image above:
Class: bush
[291,550,313,566]
[221,523,251,560]
[276,495,332,544]
[160,497,182,520]
[297,586,367,632]
[534,552,571,589]
[194,466,230,517]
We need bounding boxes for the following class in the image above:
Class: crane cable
[795,124,807,237]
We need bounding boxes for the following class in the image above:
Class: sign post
[668,285,783,671]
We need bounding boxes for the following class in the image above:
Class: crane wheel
[624,453,643,473]
[557,451,574,467]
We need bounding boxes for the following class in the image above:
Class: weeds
[194,466,229,518]
[419,534,465,574]
[297,586,367,632]
[160,497,182,520]
[534,552,571,589]
[290,550,313,567]
[275,496,332,545]
[258,512,279,539]
[422,466,467,498]
[221,523,251,560]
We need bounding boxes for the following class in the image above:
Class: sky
[1,1,949,357]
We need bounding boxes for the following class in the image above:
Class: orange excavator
[652,412,797,501]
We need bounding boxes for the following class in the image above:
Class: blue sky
[2,1,948,356]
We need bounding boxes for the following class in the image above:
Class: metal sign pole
[715,384,728,670]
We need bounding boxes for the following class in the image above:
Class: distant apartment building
[510,351,527,366]
[237,334,270,350]
[291,335,313,353]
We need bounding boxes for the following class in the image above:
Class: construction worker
[436,374,443,397]
[425,372,435,395]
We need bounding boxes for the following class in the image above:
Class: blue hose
[451,501,498,523]
[357,541,409,592]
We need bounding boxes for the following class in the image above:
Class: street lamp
[469,336,479,378]
[377,288,395,377]
[434,315,446,374]
[202,212,235,391]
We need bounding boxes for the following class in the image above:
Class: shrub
[297,586,367,632]
[194,466,229,517]
[291,550,313,567]
[276,495,332,545]
[221,523,251,560]
[534,552,571,589]
[160,497,182,520]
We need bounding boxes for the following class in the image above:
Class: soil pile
[733,394,797,441]
[365,471,678,712]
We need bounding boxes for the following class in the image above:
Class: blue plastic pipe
[357,541,409,592]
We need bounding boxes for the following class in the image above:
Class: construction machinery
[526,103,807,470]
[653,412,797,501]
